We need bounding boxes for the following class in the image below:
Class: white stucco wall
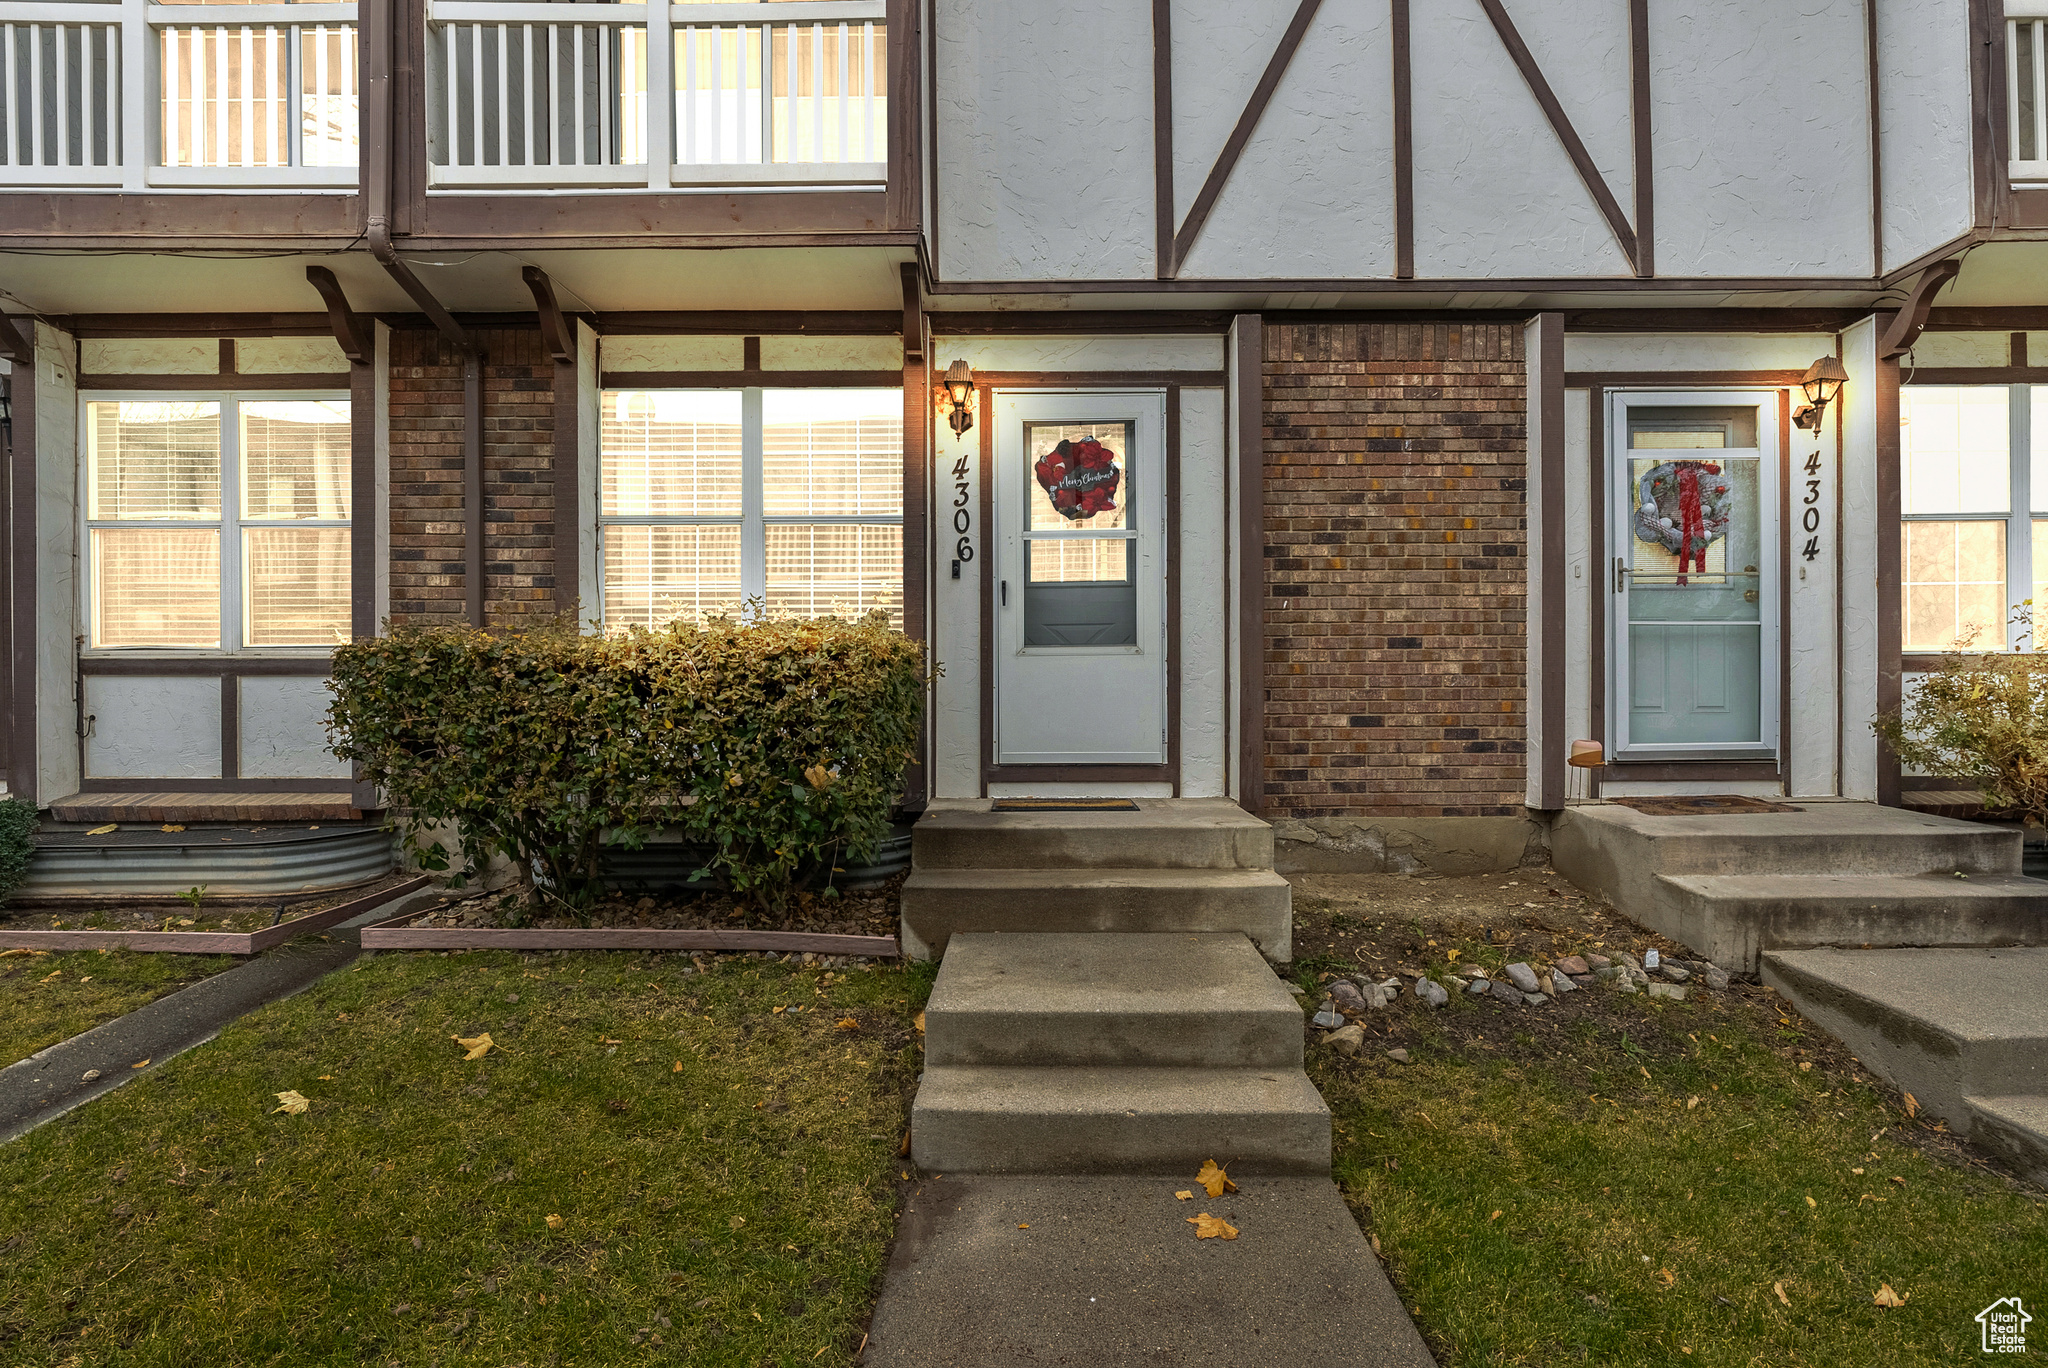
[240,676,351,779]
[1838,316,1882,800]
[758,336,904,371]
[237,335,349,374]
[1565,334,1839,373]
[1786,393,1843,798]
[929,409,982,798]
[599,336,746,372]
[1909,331,2012,368]
[1650,0,1872,278]
[1876,0,1974,272]
[1178,387,1228,796]
[933,0,1155,282]
[35,323,79,803]
[83,677,221,780]
[79,337,216,375]
[936,336,1224,373]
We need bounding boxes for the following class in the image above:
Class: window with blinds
[84,395,352,650]
[599,386,901,630]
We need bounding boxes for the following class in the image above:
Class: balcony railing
[2014,4,2048,184]
[0,1,358,189]
[425,0,886,191]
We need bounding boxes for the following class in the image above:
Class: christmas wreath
[1034,436,1120,520]
[1633,460,1731,585]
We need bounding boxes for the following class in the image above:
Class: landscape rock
[1647,983,1688,1002]
[1413,977,1450,1008]
[1585,953,1613,969]
[80,1069,100,1082]
[1616,952,1651,989]
[1644,948,1661,970]
[1553,971,1579,995]
[1490,980,1524,1004]
[1504,962,1541,993]
[1459,963,1491,978]
[1385,1048,1411,1064]
[1522,992,1548,1006]
[1555,955,1590,976]
[1660,962,1692,983]
[1703,966,1731,991]
[1330,980,1369,1014]
[1323,1025,1366,1056]
[1312,1002,1345,1029]
[1571,974,1596,988]
[1365,983,1393,1011]
[1613,977,1642,995]
[1464,977,1492,995]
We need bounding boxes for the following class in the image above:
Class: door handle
[1614,557,1629,593]
[1000,580,1008,607]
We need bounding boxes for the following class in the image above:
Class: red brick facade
[1262,321,1527,818]
[387,326,560,628]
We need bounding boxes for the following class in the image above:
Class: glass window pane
[602,523,742,629]
[762,388,902,516]
[764,523,901,625]
[1902,520,2007,651]
[1028,539,1131,584]
[767,21,887,163]
[2033,387,2048,513]
[242,400,351,520]
[159,26,294,168]
[244,527,350,645]
[86,400,221,520]
[2035,520,2048,634]
[298,24,361,167]
[1625,404,1759,449]
[601,391,743,517]
[1026,422,1129,531]
[91,528,220,648]
[673,23,765,164]
[1901,386,2011,514]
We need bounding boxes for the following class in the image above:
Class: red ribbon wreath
[1674,461,1721,586]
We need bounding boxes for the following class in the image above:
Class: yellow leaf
[79,976,92,984]
[452,1033,498,1061]
[772,1006,787,1015]
[1174,1190,1194,1201]
[673,1061,684,1073]
[1195,1159,1237,1198]
[160,823,186,833]
[1889,1175,1906,1186]
[1798,1061,1812,1072]
[835,1018,860,1032]
[86,823,118,835]
[1873,1284,1909,1308]
[1852,1167,1864,1175]
[600,1037,624,1045]
[1656,1268,1675,1288]
[1017,1223,1029,1229]
[913,1012,926,1035]
[1902,1092,1919,1118]
[318,1075,335,1080]
[130,1059,149,1069]
[1805,1195,1816,1208]
[272,1090,311,1115]
[0,948,49,959]
[804,764,839,790]
[1687,1096,1700,1110]
[1445,949,1459,962]
[1774,1282,1791,1307]
[1489,1210,1502,1222]
[40,970,60,982]
[1186,1212,1238,1240]
[546,1214,564,1230]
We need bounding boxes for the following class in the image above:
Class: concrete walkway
[865,1175,1437,1367]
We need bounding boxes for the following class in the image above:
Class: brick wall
[388,326,558,628]
[1262,321,1527,818]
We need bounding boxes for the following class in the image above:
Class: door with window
[1608,392,1779,760]
[992,391,1166,766]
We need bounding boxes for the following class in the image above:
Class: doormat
[990,798,1140,812]
[1608,795,1803,816]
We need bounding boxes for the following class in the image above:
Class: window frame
[595,382,904,628]
[79,388,353,657]
[1899,382,2037,653]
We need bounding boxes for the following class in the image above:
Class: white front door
[1607,390,1781,760]
[992,391,1167,765]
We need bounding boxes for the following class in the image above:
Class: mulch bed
[394,875,903,939]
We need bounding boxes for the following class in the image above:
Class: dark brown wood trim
[0,312,33,367]
[962,371,1230,388]
[2009,188,2048,228]
[0,196,360,245]
[1232,315,1264,816]
[220,674,241,782]
[901,279,930,807]
[1969,0,2008,229]
[2015,333,2030,368]
[79,659,333,676]
[1166,384,1183,796]
[1476,0,1640,273]
[925,0,942,277]
[53,315,336,339]
[982,764,1174,783]
[976,385,994,794]
[1875,336,1903,806]
[1879,259,1966,358]
[1865,0,1883,273]
[307,267,373,363]
[350,362,376,640]
[1904,368,2048,384]
[78,374,353,392]
[413,194,900,244]
[1391,0,1414,280]
[1565,370,1806,388]
[522,268,575,365]
[1531,312,1566,809]
[1595,762,1782,783]
[1153,0,1176,279]
[928,273,1882,295]
[217,339,235,374]
[396,0,427,236]
[933,312,1232,335]
[1169,0,1324,276]
[742,336,763,371]
[1882,229,1993,289]
[900,264,924,365]
[1588,383,1606,786]
[1927,306,2048,329]
[599,371,905,390]
[593,311,903,336]
[1628,0,1654,278]
[885,0,922,235]
[74,777,356,794]
[9,337,36,800]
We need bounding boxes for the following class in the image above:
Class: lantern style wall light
[934,358,978,437]
[1792,355,1849,432]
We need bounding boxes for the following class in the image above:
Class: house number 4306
[1800,449,1823,562]
[952,453,975,563]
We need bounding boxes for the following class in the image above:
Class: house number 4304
[1800,449,1823,562]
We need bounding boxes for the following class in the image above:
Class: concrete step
[1657,872,2048,972]
[1962,1095,2048,1187]
[911,1065,1331,1176]
[911,798,1274,871]
[1761,947,2048,1181]
[899,868,1292,961]
[924,932,1302,1069]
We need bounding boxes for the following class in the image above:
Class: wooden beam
[0,311,30,368]
[1476,0,1640,273]
[521,265,575,365]
[900,261,923,364]
[1392,0,1413,279]
[1153,0,1176,277]
[1628,0,1653,277]
[1170,0,1324,276]
[1879,258,1965,358]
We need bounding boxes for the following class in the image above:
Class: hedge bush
[327,612,925,914]
[0,796,38,907]
[1874,627,2048,829]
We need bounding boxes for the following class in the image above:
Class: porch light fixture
[935,358,978,437]
[1792,355,1849,432]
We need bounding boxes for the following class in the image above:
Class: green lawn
[1,950,239,1068]
[1317,988,2048,1367]
[0,948,929,1367]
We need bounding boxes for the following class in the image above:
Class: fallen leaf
[600,1037,624,1045]
[912,1011,925,1034]
[1186,1212,1238,1240]
[1852,1167,1865,1175]
[452,1033,497,1061]
[1805,1195,1816,1208]
[1489,1210,1502,1222]
[40,970,60,982]
[1446,949,1459,961]
[1902,1093,1918,1119]
[673,1061,684,1073]
[272,1090,310,1115]
[1687,1096,1700,1110]
[835,1018,860,1032]
[130,1059,149,1069]
[1174,1190,1194,1201]
[545,1214,564,1230]
[0,948,48,958]
[1889,1175,1906,1186]
[1774,1282,1791,1307]
[1640,1066,1651,1080]
[318,1075,334,1080]
[772,1006,787,1015]
[160,823,186,832]
[87,823,118,835]
[1195,1160,1237,1198]
[1872,1284,1909,1308]
[1656,1268,1675,1288]
[78,976,92,984]
[1016,1223,1029,1230]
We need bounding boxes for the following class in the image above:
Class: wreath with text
[1034,437,1121,520]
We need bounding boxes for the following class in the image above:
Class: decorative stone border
[356,910,900,958]
[0,877,433,955]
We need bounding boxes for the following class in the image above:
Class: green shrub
[0,796,37,906]
[1874,619,2048,828]
[327,612,925,915]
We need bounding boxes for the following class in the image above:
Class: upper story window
[427,0,885,190]
[0,0,358,189]
[2013,1,2048,185]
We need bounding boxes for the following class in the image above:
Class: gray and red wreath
[1034,437,1121,520]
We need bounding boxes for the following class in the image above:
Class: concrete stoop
[912,932,1331,1176]
[899,799,1293,961]
[1762,947,2048,1185]
[1552,801,2046,974]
